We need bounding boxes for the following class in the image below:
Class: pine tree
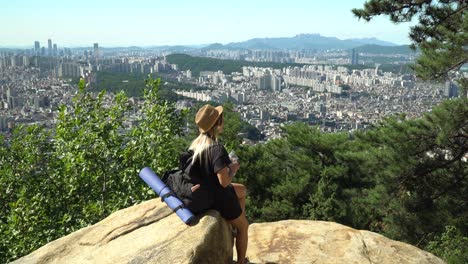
[353,0,468,93]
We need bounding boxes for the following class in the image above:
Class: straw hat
[195,104,224,133]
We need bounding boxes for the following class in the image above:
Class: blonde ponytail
[189,126,220,164]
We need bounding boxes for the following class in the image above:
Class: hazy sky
[1,0,415,47]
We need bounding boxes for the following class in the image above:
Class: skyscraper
[34,41,40,54]
[93,43,99,59]
[53,44,58,56]
[48,39,52,56]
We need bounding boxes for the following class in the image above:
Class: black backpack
[161,150,195,207]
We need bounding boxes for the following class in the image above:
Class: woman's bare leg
[232,183,247,212]
[230,183,248,263]
[228,213,249,264]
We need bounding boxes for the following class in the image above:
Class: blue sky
[1,0,415,47]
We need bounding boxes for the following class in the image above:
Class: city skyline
[1,0,415,47]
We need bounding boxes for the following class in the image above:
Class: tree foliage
[166,54,305,77]
[0,77,466,263]
[0,77,185,263]
[234,97,467,262]
[426,225,468,264]
[352,4,467,259]
[92,71,185,101]
[352,0,468,92]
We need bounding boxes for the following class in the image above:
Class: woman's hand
[191,184,200,193]
[229,162,240,176]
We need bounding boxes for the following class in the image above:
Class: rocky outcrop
[11,199,234,264]
[238,220,445,264]
[12,199,444,264]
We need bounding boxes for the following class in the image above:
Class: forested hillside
[166,53,304,77]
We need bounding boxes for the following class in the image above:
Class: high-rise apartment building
[93,43,99,59]
[34,41,40,54]
[22,56,30,66]
[351,49,359,65]
[444,81,458,98]
[48,39,52,56]
[271,76,282,92]
[7,87,17,108]
[258,69,272,90]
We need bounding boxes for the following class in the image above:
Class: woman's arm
[216,163,240,188]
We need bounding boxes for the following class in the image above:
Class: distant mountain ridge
[222,33,399,51]
[1,34,411,54]
[346,37,397,46]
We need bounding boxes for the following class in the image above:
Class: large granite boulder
[239,220,445,264]
[11,199,234,264]
[12,199,444,264]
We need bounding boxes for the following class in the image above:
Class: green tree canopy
[0,77,186,263]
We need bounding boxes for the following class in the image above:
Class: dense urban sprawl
[0,39,461,142]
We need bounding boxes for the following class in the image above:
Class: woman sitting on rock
[188,104,249,264]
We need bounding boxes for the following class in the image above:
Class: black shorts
[213,184,242,220]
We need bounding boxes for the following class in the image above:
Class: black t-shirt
[191,142,231,187]
[187,142,232,213]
